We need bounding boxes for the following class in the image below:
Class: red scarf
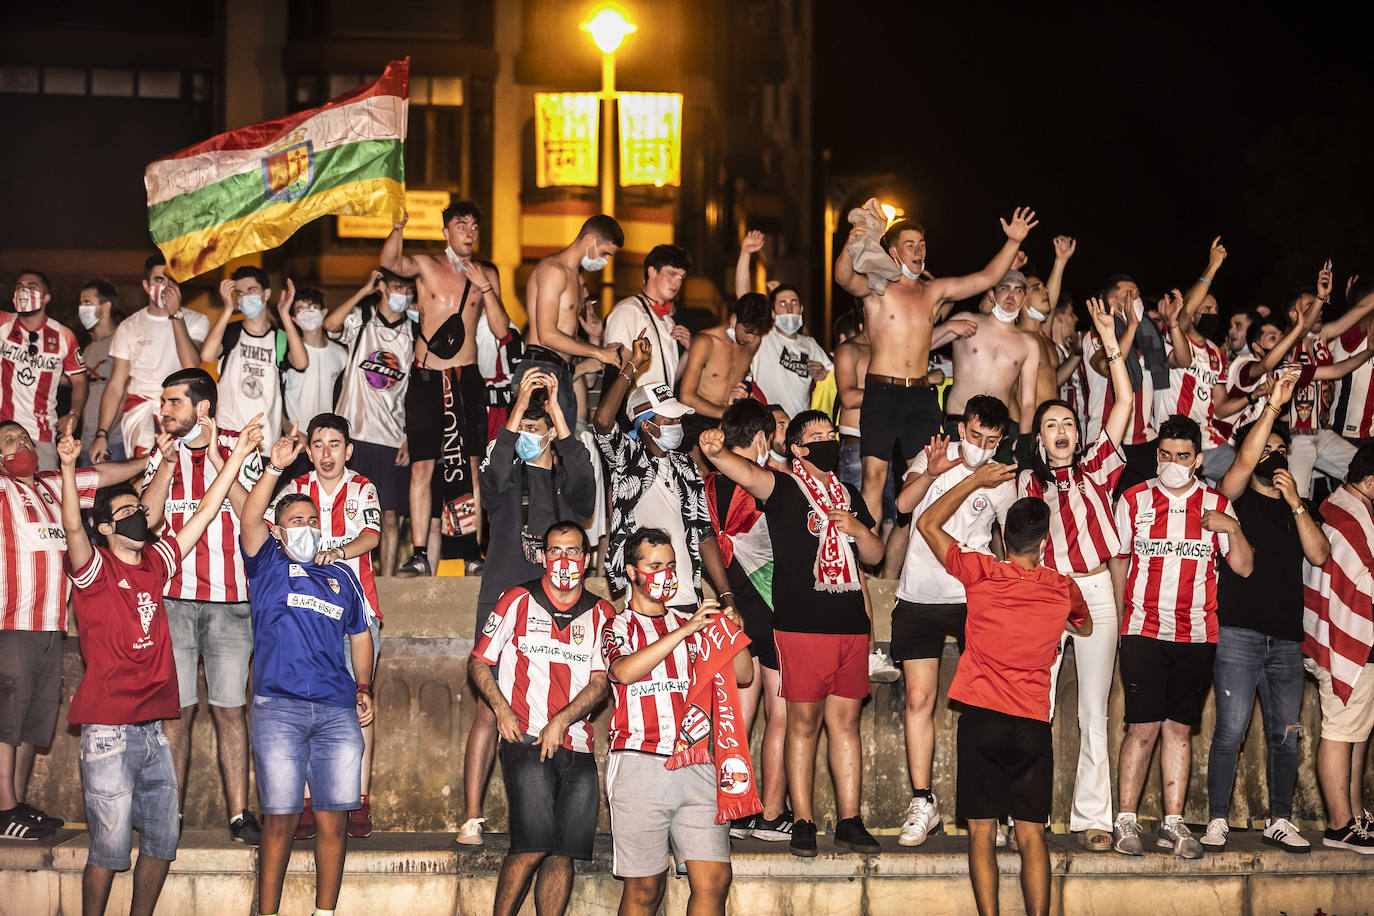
[665,614,762,824]
[790,460,861,592]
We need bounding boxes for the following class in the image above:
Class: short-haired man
[747,283,832,420]
[4,269,87,471]
[605,243,694,394]
[469,522,614,916]
[240,432,375,916]
[1110,415,1254,858]
[945,270,1041,443]
[890,396,1016,846]
[270,414,383,840]
[283,286,349,437]
[78,279,125,463]
[677,293,774,420]
[602,528,752,916]
[139,369,265,845]
[92,254,209,461]
[915,470,1091,916]
[61,422,261,915]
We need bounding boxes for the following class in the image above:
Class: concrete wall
[28,577,1356,832]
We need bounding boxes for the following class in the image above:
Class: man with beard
[2,269,86,471]
[677,293,774,420]
[946,270,1041,444]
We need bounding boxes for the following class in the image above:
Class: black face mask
[801,439,840,473]
[1255,450,1288,485]
[113,511,150,544]
[1194,312,1220,340]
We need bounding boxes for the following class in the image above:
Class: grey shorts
[606,751,731,877]
[165,599,253,709]
[0,630,64,746]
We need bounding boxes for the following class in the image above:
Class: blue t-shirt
[243,537,370,708]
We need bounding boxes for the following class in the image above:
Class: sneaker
[834,815,880,854]
[456,817,485,845]
[1008,818,1019,852]
[1200,817,1229,849]
[898,795,941,847]
[729,813,758,840]
[752,810,795,842]
[230,810,262,846]
[397,553,430,578]
[1157,817,1204,859]
[1358,809,1374,833]
[995,822,1009,848]
[0,809,55,841]
[868,649,900,684]
[1262,817,1310,854]
[1113,813,1143,856]
[1323,819,1374,854]
[347,796,373,839]
[14,803,63,830]
[295,800,317,841]
[789,818,818,858]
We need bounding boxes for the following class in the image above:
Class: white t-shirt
[631,459,698,605]
[604,295,679,392]
[216,324,283,439]
[108,307,211,400]
[750,328,832,418]
[284,339,348,429]
[333,304,415,448]
[81,335,122,454]
[896,443,1016,604]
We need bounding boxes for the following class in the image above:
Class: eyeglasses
[110,504,148,521]
[546,546,584,558]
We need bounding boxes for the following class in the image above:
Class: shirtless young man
[834,206,1038,524]
[677,293,774,419]
[382,201,510,575]
[1019,236,1079,408]
[519,215,626,423]
[946,270,1041,447]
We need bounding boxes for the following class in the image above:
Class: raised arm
[242,427,301,556]
[1255,300,1317,374]
[162,284,203,369]
[1312,346,1374,381]
[699,427,775,502]
[832,224,872,298]
[1219,369,1298,501]
[735,230,764,298]
[379,218,423,278]
[926,207,1038,304]
[1046,235,1075,309]
[1161,289,1193,369]
[1320,279,1374,342]
[896,435,958,514]
[1084,298,1134,447]
[917,461,1016,559]
[593,334,650,435]
[1180,237,1227,323]
[323,270,383,334]
[58,436,93,572]
[174,420,262,557]
[91,356,130,463]
[276,279,310,372]
[200,279,237,363]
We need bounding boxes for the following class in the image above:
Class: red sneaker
[294,799,317,841]
[347,795,373,839]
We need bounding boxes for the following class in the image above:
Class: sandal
[1079,828,1113,851]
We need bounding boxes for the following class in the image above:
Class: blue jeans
[80,721,179,870]
[251,695,364,813]
[1206,626,1304,819]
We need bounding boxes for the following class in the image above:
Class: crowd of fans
[3,199,1374,916]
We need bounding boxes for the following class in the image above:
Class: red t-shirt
[944,542,1089,722]
[66,535,183,725]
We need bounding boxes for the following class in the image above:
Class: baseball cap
[627,383,694,423]
[999,269,1027,289]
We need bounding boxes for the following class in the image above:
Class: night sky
[816,0,1374,323]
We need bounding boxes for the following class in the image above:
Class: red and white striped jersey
[1288,334,1333,435]
[0,313,85,445]
[1056,339,1088,425]
[1162,336,1227,447]
[1330,325,1374,439]
[1303,485,1374,702]
[1,468,98,631]
[141,431,264,602]
[603,606,697,756]
[1220,353,1268,442]
[475,580,613,753]
[1085,332,1154,445]
[1115,479,1236,644]
[273,470,383,620]
[1018,432,1125,574]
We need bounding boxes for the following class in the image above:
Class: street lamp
[581,6,636,306]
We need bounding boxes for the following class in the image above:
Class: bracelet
[94,429,107,438]
[718,591,733,599]
[264,463,285,476]
[168,311,184,321]
[1265,401,1283,417]
[478,286,493,295]
[356,682,372,693]
[1292,502,1308,517]
[1198,276,1212,287]
[1247,392,1257,406]
[1105,351,1122,364]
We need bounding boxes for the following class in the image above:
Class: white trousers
[1048,568,1119,832]
[1288,430,1356,499]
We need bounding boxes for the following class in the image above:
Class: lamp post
[580,6,636,307]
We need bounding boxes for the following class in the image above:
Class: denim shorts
[165,598,253,709]
[80,721,179,870]
[251,695,364,813]
[500,738,599,859]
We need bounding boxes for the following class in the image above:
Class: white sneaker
[1262,817,1310,853]
[456,817,485,845]
[1200,817,1229,849]
[897,795,941,846]
[995,822,1009,848]
[869,649,900,683]
[1157,816,1204,859]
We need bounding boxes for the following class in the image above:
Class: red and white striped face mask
[13,287,42,313]
[633,565,679,603]
[547,556,583,591]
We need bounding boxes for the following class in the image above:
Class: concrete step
[4,828,1373,914]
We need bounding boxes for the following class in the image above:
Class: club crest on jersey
[572,624,585,646]
[482,614,500,636]
[972,495,989,512]
[326,577,340,594]
[136,591,155,635]
[345,498,358,520]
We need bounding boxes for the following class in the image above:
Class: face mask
[775,313,803,335]
[388,291,413,313]
[14,288,43,314]
[0,447,38,478]
[238,294,265,319]
[281,524,322,562]
[1131,298,1145,321]
[1195,313,1220,338]
[1255,450,1289,484]
[516,430,548,462]
[649,422,684,452]
[148,285,163,308]
[1026,306,1048,322]
[900,263,923,281]
[177,423,203,449]
[769,448,787,465]
[406,308,420,323]
[1158,460,1195,489]
[801,438,840,473]
[633,565,679,603]
[547,556,583,591]
[78,304,101,329]
[726,326,737,344]
[960,440,997,468]
[294,307,323,332]
[755,444,769,467]
[113,510,150,544]
[992,302,1021,323]
[581,244,609,273]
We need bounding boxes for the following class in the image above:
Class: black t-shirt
[1216,487,1305,643]
[759,470,875,635]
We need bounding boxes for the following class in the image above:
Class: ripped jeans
[1206,626,1304,820]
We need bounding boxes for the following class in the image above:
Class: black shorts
[1118,635,1216,726]
[737,594,777,671]
[350,440,410,513]
[860,382,941,462]
[500,738,599,859]
[956,704,1053,824]
[405,365,488,464]
[0,631,63,747]
[890,599,966,662]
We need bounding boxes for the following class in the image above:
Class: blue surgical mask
[406,308,420,323]
[516,430,548,462]
[281,524,322,562]
[238,294,265,319]
[177,425,203,449]
[388,291,412,313]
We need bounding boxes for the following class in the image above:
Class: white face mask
[1131,297,1145,321]
[1026,306,1048,322]
[78,304,101,329]
[992,301,1021,323]
[726,325,737,344]
[769,448,787,464]
[650,422,684,452]
[294,307,323,332]
[281,524,322,562]
[388,291,413,313]
[775,313,803,335]
[238,294,265,319]
[900,262,923,281]
[960,440,997,468]
[581,243,609,272]
[1157,460,1195,489]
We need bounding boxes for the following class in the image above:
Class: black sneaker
[15,803,63,830]
[753,810,795,842]
[790,818,818,858]
[1323,819,1374,854]
[729,813,758,840]
[834,815,881,854]
[396,554,430,578]
[0,808,56,841]
[230,810,262,846]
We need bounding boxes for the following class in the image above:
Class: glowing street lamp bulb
[880,204,897,223]
[581,8,637,55]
